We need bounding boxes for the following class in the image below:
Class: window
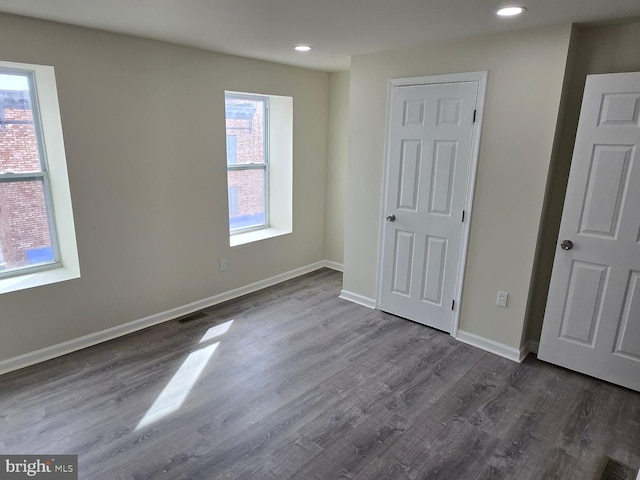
[0,69,58,275]
[224,91,293,247]
[224,94,268,232]
[0,60,79,293]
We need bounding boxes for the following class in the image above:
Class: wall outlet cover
[497,291,508,308]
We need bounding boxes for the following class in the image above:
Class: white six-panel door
[378,78,480,332]
[539,72,640,392]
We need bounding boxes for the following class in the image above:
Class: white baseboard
[323,260,344,272]
[455,330,529,363]
[339,289,376,309]
[528,340,539,354]
[0,260,339,376]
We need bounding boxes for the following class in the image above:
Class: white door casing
[539,72,640,392]
[378,72,486,333]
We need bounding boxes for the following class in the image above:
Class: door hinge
[451,299,455,311]
[461,210,465,222]
[473,109,477,123]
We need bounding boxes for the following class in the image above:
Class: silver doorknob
[386,214,396,222]
[560,240,573,250]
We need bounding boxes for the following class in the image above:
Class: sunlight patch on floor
[135,341,220,430]
[135,320,236,430]
[199,320,234,343]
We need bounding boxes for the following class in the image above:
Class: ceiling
[0,0,639,71]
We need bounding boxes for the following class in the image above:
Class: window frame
[0,67,62,279]
[0,60,79,294]
[224,92,270,235]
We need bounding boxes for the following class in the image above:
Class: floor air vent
[176,311,208,324]
[597,457,638,480]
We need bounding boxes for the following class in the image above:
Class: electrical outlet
[497,291,508,308]
[219,259,227,272]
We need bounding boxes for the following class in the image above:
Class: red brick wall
[0,105,52,269]
[0,107,40,171]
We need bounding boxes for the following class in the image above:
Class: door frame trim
[375,71,487,337]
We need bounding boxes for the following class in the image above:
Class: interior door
[378,80,478,332]
[539,72,640,392]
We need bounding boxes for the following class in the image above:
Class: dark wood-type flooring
[1,269,639,479]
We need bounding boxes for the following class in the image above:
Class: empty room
[0,1,639,479]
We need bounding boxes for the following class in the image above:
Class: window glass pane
[0,72,43,174]
[226,135,237,164]
[227,169,266,231]
[224,96,267,165]
[0,179,55,273]
[228,186,239,216]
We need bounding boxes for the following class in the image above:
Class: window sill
[0,264,80,295]
[230,227,291,247]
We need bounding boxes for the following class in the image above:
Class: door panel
[614,271,640,359]
[559,260,608,346]
[398,140,422,210]
[403,100,426,126]
[421,236,447,305]
[429,141,457,215]
[598,93,640,126]
[539,72,640,391]
[392,231,414,296]
[436,98,462,126]
[379,80,479,331]
[579,145,632,237]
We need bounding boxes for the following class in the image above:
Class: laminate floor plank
[261,434,325,479]
[186,387,341,479]
[410,420,501,480]
[294,407,409,480]
[1,269,639,479]
[353,458,413,480]
[471,463,507,480]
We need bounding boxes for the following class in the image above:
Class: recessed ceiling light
[294,45,312,52]
[496,6,526,16]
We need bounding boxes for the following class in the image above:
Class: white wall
[0,13,330,362]
[325,71,350,265]
[343,24,573,349]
